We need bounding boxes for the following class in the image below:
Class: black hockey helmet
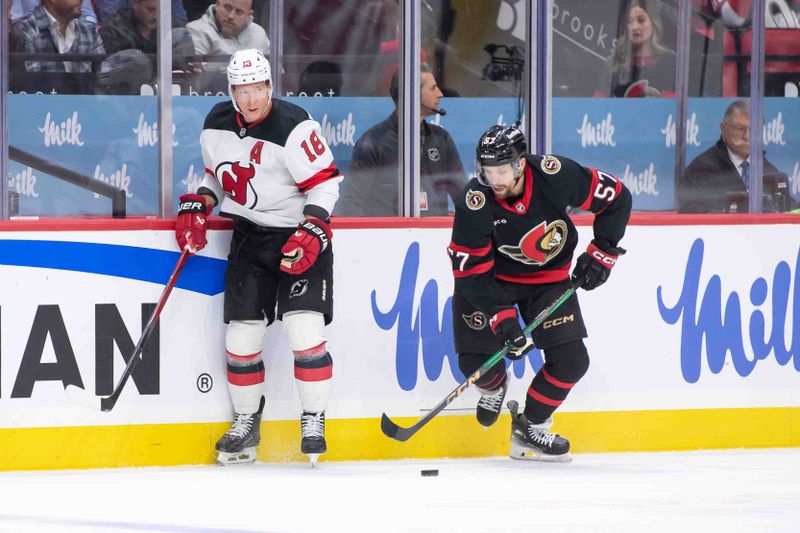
[475,124,527,186]
[476,124,527,167]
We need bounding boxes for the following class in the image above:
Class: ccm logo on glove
[571,239,626,291]
[588,243,618,266]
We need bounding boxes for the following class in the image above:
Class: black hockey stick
[381,283,577,442]
[65,248,191,412]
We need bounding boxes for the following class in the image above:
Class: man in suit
[678,99,792,213]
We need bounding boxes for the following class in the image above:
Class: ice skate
[476,377,508,427]
[507,400,572,462]
[300,411,327,467]
[215,396,264,465]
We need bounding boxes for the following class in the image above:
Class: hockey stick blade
[64,384,102,411]
[380,284,577,442]
[380,412,421,442]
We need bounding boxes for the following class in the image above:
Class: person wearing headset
[336,63,466,217]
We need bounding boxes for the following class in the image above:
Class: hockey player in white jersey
[174,49,342,466]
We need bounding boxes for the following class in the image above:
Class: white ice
[0,448,798,533]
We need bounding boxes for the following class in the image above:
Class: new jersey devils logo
[498,220,568,265]
[217,161,257,208]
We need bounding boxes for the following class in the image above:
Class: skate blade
[509,442,573,463]
[305,453,321,467]
[216,447,257,465]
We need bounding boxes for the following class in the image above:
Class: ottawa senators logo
[466,189,486,210]
[217,161,257,208]
[540,156,561,175]
[462,311,488,331]
[498,220,568,265]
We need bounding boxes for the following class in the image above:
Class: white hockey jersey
[198,99,342,227]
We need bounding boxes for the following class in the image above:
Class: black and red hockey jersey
[448,153,632,312]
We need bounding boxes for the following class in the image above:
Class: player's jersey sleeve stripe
[495,263,570,284]
[296,163,341,193]
[448,241,492,256]
[204,167,214,178]
[579,168,600,211]
[453,260,494,278]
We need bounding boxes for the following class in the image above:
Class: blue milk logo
[621,163,659,196]
[38,111,84,147]
[661,112,700,148]
[790,162,800,196]
[763,113,785,146]
[577,113,616,148]
[371,242,543,391]
[320,113,356,147]
[657,239,800,383]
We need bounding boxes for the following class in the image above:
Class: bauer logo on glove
[175,194,212,254]
[280,217,332,275]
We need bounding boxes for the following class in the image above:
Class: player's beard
[492,185,513,199]
[492,172,523,200]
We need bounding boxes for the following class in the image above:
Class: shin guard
[525,340,589,423]
[226,320,266,414]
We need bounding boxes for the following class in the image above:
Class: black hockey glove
[489,307,529,359]
[571,239,626,291]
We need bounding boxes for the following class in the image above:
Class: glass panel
[282,0,401,217]
[552,0,679,211]
[7,0,159,216]
[682,0,798,214]
[762,0,799,213]
[416,0,523,217]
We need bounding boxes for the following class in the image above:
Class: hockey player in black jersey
[175,49,342,466]
[448,124,631,461]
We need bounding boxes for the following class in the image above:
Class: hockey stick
[65,248,191,412]
[380,283,577,442]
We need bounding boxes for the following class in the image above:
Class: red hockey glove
[280,218,331,275]
[175,194,211,253]
[489,307,529,360]
[571,239,626,291]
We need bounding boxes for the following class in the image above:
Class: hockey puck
[420,469,439,477]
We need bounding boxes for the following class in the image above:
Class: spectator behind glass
[336,64,466,217]
[95,48,153,95]
[11,0,97,24]
[13,0,105,72]
[609,0,676,97]
[99,0,195,71]
[186,0,269,71]
[8,1,24,72]
[677,100,793,213]
[94,0,187,26]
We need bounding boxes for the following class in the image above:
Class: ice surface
[0,448,797,533]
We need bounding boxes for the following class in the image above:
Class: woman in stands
[609,0,677,97]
